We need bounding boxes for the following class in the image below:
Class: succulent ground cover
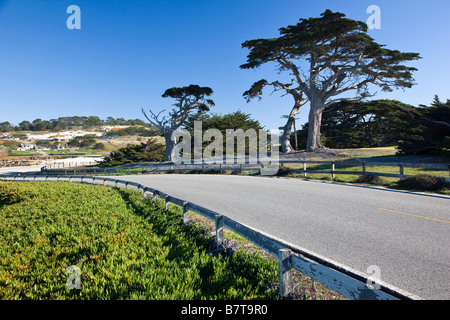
[0,181,278,300]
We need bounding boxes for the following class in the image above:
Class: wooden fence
[40,159,450,182]
[0,174,422,300]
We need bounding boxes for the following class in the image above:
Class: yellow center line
[377,208,450,224]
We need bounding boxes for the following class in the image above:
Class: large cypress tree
[241,10,421,151]
[142,85,215,162]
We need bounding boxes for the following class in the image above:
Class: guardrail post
[399,164,404,179]
[215,215,224,250]
[278,249,293,298]
[153,190,159,202]
[125,181,128,189]
[303,162,307,177]
[165,195,170,209]
[103,178,107,186]
[240,164,243,175]
[182,202,189,225]
[362,161,366,175]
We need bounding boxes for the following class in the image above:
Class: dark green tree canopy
[183,110,265,157]
[162,85,215,112]
[241,9,421,99]
[397,96,450,155]
[319,99,419,148]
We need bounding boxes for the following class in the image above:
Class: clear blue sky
[0,0,449,131]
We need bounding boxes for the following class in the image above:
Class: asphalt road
[119,174,450,300]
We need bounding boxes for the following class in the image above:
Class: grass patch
[46,149,97,156]
[0,181,279,300]
[7,151,41,156]
[279,162,449,194]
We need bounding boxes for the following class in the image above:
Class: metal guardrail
[0,174,422,300]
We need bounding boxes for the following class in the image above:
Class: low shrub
[274,167,291,177]
[99,138,165,167]
[397,174,447,191]
[355,175,384,185]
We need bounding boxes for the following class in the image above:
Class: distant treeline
[0,116,158,132]
[293,97,450,155]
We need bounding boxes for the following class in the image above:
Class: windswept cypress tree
[241,10,421,151]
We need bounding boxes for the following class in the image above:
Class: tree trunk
[306,103,324,152]
[280,101,302,153]
[163,131,177,162]
[280,127,294,153]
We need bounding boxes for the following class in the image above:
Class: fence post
[215,215,224,250]
[182,202,189,225]
[331,161,335,179]
[303,162,307,178]
[278,249,293,298]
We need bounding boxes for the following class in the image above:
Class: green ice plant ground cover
[0,181,277,300]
